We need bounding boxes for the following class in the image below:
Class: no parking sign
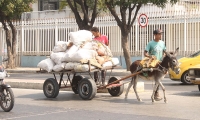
[138,14,148,27]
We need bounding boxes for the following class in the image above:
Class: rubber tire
[198,85,200,91]
[0,88,14,112]
[107,77,124,96]
[43,78,59,98]
[78,78,97,100]
[72,75,84,94]
[181,71,192,85]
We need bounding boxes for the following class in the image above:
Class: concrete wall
[20,56,48,67]
[3,55,184,68]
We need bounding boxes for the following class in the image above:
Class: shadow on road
[16,91,86,101]
[172,91,200,97]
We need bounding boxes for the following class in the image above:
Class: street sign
[138,14,148,27]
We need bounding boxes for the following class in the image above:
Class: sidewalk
[5,67,144,93]
[6,67,131,76]
[6,67,169,77]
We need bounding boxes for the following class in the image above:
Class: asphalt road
[1,73,200,120]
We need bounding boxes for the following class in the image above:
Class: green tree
[64,0,107,30]
[0,0,34,68]
[105,0,179,70]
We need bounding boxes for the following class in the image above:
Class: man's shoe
[154,96,163,101]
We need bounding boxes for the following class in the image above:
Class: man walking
[144,29,166,101]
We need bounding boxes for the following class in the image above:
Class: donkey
[125,47,180,103]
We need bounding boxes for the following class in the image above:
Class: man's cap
[153,29,163,34]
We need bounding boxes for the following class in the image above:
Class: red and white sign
[138,14,148,27]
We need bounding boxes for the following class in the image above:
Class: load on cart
[37,30,124,100]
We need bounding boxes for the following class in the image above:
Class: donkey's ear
[174,47,179,56]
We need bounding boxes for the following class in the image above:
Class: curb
[6,69,131,76]
[6,69,169,78]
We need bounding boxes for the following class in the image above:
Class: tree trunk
[0,18,14,68]
[121,34,132,71]
[8,20,16,68]
[78,23,92,30]
[5,28,14,68]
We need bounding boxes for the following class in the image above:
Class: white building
[22,0,200,20]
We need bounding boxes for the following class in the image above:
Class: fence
[0,1,200,66]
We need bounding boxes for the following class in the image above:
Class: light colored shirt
[145,40,166,61]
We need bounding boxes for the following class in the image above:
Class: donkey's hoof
[138,99,142,102]
[164,99,167,103]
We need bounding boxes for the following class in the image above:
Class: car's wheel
[198,85,200,91]
[43,78,59,98]
[181,71,192,85]
[107,77,124,96]
[72,75,84,94]
[78,78,97,100]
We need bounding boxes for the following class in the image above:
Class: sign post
[138,14,148,27]
[138,14,148,59]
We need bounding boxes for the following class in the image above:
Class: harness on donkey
[139,56,168,78]
[125,47,180,103]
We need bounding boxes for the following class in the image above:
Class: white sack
[53,63,66,72]
[50,52,65,64]
[62,45,79,62]
[74,64,96,72]
[37,58,55,72]
[65,62,80,70]
[102,58,119,68]
[69,30,92,45]
[81,41,98,50]
[70,49,97,62]
[98,44,113,57]
[53,41,68,52]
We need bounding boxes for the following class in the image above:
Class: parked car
[169,50,200,84]
[187,65,200,91]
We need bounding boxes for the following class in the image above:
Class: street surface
[0,73,200,120]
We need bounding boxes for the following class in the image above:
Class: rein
[157,60,169,74]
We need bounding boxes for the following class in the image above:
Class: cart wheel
[108,77,124,96]
[72,75,84,94]
[78,78,97,100]
[43,78,59,98]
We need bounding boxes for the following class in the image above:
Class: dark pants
[94,70,105,84]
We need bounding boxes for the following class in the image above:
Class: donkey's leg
[158,81,167,103]
[151,81,159,102]
[125,77,134,99]
[133,76,142,101]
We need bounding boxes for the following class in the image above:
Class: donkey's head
[163,47,180,74]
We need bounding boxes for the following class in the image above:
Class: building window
[39,0,59,11]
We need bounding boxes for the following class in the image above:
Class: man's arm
[144,50,152,58]
[105,36,109,46]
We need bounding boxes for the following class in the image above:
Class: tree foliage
[64,0,107,30]
[0,0,33,19]
[0,0,34,68]
[105,0,179,70]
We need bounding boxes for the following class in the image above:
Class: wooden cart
[37,61,149,100]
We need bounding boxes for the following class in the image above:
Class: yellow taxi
[187,64,200,91]
[169,50,200,84]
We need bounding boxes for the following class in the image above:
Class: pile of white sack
[37,30,120,72]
